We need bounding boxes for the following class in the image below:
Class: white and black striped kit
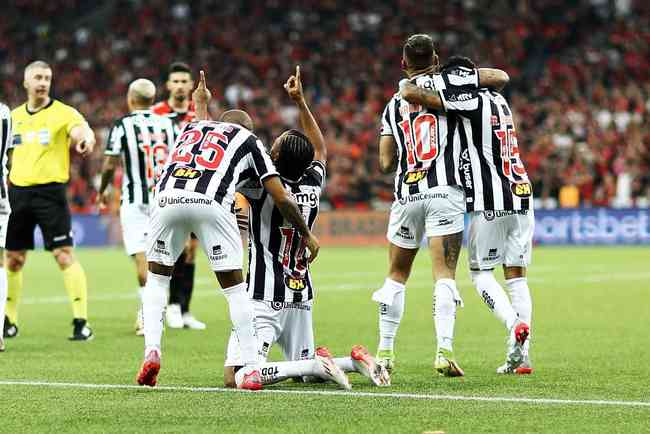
[380,73,466,201]
[105,110,175,205]
[0,103,11,200]
[156,121,278,211]
[242,161,325,304]
[438,70,531,212]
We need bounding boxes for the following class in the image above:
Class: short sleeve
[247,137,279,182]
[65,106,87,134]
[105,122,125,156]
[304,160,326,188]
[380,103,393,136]
[440,67,479,89]
[438,88,481,113]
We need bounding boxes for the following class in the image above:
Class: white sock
[257,360,317,384]
[0,266,6,333]
[507,277,532,356]
[471,271,518,331]
[333,357,356,373]
[142,272,170,351]
[223,283,258,366]
[434,278,460,352]
[375,278,405,352]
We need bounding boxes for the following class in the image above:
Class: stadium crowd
[1,0,649,210]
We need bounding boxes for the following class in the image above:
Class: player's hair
[276,129,314,182]
[168,62,192,78]
[441,55,476,72]
[403,34,436,71]
[24,60,51,78]
[128,78,156,105]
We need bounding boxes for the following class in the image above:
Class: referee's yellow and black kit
[8,99,86,251]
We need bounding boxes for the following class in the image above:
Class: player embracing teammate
[400,55,535,374]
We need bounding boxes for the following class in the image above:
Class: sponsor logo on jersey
[172,166,202,179]
[292,190,319,208]
[460,150,473,190]
[448,92,473,102]
[482,248,500,262]
[285,276,306,292]
[404,170,427,184]
[484,210,528,220]
[511,182,532,197]
[484,210,495,221]
[269,301,311,311]
[158,195,213,207]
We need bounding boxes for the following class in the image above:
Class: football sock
[62,262,88,319]
[0,266,7,332]
[471,271,518,330]
[169,252,186,306]
[223,282,258,366]
[142,272,170,349]
[333,357,356,373]
[5,268,22,324]
[506,277,532,355]
[180,262,195,314]
[374,278,405,352]
[434,278,461,352]
[256,360,315,385]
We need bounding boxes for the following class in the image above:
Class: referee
[4,60,96,341]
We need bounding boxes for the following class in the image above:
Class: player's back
[156,120,277,210]
[241,160,326,304]
[381,73,461,201]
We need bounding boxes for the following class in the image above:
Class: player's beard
[173,93,188,103]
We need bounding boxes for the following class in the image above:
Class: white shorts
[224,299,314,367]
[120,203,152,255]
[0,198,10,248]
[467,210,534,270]
[387,186,465,249]
[146,190,243,271]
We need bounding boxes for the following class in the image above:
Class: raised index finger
[295,65,300,81]
[199,70,206,88]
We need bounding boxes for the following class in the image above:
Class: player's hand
[284,65,304,103]
[399,81,419,102]
[192,70,212,106]
[76,138,95,156]
[96,190,111,210]
[304,233,320,263]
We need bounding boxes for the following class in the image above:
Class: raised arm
[284,66,326,163]
[192,70,211,121]
[400,81,444,110]
[262,175,320,262]
[478,68,509,91]
[70,123,96,156]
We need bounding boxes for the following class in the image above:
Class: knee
[53,248,74,269]
[7,251,26,272]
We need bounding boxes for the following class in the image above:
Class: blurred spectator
[0,0,649,211]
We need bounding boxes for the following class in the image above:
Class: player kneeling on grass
[223,67,390,390]
[136,71,320,390]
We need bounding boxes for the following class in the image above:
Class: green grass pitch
[2,246,649,433]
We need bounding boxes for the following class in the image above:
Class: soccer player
[151,62,204,330]
[224,67,390,389]
[373,35,509,377]
[4,60,96,341]
[98,78,176,336]
[400,56,533,374]
[0,102,13,352]
[136,71,320,390]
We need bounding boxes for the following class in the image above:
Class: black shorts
[7,183,73,251]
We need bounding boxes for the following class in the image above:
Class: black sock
[180,263,195,314]
[169,252,186,306]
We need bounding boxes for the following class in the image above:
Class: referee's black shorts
[7,182,74,251]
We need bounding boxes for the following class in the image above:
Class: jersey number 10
[399,113,439,171]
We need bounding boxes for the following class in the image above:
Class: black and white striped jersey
[157,120,278,210]
[380,73,463,200]
[241,161,325,303]
[439,84,532,212]
[105,110,176,205]
[0,103,12,200]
